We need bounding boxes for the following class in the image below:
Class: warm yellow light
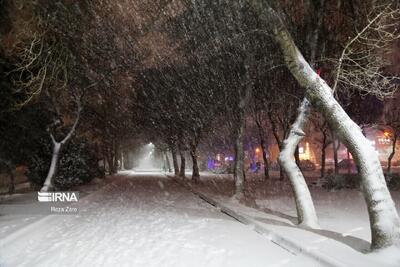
[255,148,261,153]
[384,131,390,137]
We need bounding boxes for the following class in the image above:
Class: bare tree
[249,0,400,250]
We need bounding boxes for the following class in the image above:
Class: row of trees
[1,0,399,251]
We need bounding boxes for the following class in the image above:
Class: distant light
[255,148,261,153]
[383,131,390,137]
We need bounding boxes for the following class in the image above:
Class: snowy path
[0,173,318,267]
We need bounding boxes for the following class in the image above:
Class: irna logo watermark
[38,192,79,202]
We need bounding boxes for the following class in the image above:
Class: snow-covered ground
[188,172,400,266]
[0,172,318,267]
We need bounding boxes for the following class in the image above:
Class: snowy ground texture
[188,172,400,267]
[0,172,319,267]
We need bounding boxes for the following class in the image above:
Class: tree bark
[387,134,397,175]
[278,99,319,228]
[165,152,172,173]
[233,122,245,195]
[276,0,325,228]
[120,150,125,171]
[251,2,400,248]
[268,111,285,180]
[170,146,179,176]
[233,64,253,197]
[320,134,327,178]
[179,150,186,178]
[332,134,340,175]
[254,108,270,180]
[41,142,61,192]
[190,146,200,183]
[7,165,15,194]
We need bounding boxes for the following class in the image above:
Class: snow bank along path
[0,173,318,267]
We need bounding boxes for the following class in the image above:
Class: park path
[0,172,318,267]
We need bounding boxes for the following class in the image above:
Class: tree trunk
[233,66,253,197]
[387,135,397,175]
[255,117,270,180]
[268,111,284,180]
[165,152,172,173]
[120,150,125,170]
[113,141,119,173]
[41,142,61,192]
[320,135,327,178]
[7,166,15,194]
[278,99,319,228]
[171,146,179,176]
[233,112,246,196]
[190,146,200,183]
[332,135,340,175]
[179,150,186,178]
[41,99,82,192]
[256,4,400,248]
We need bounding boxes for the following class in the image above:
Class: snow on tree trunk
[278,99,320,228]
[179,151,186,178]
[266,12,400,248]
[41,99,81,192]
[190,147,200,183]
[41,142,61,192]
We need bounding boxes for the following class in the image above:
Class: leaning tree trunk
[387,135,397,175]
[190,145,200,183]
[179,150,186,178]
[254,2,400,248]
[278,99,319,228]
[276,0,325,228]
